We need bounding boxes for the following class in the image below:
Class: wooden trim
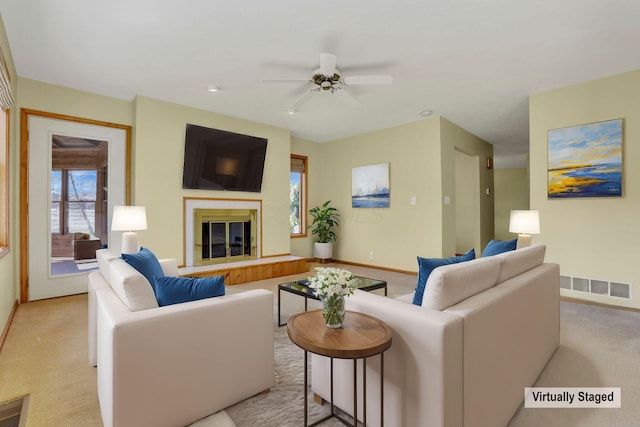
[183,197,264,266]
[0,300,18,352]
[290,154,308,238]
[561,296,640,313]
[331,259,416,276]
[19,108,132,303]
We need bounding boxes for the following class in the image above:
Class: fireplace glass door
[201,220,252,263]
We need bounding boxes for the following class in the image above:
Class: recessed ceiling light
[287,109,297,115]
[207,84,221,92]
[420,109,433,117]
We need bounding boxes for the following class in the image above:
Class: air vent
[560,275,631,300]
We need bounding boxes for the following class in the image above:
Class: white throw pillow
[422,257,501,310]
[107,258,159,311]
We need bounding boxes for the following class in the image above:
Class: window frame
[0,108,9,258]
[290,154,308,238]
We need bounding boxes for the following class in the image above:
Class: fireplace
[184,198,262,268]
[194,208,257,266]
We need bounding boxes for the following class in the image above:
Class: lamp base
[121,231,139,255]
[516,234,532,249]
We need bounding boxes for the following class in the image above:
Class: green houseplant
[309,200,339,259]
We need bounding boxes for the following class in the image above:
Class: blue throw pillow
[154,275,225,307]
[121,247,165,293]
[412,248,475,306]
[481,239,517,257]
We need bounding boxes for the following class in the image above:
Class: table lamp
[509,210,540,249]
[111,205,147,254]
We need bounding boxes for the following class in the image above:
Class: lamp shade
[111,205,147,232]
[509,210,540,235]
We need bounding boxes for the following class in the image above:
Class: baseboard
[331,259,416,276]
[0,300,19,353]
[561,296,640,313]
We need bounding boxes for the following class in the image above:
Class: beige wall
[440,118,494,256]
[317,118,443,272]
[132,96,292,263]
[454,150,480,254]
[494,168,529,241]
[530,69,640,309]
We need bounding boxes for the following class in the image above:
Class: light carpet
[189,410,236,427]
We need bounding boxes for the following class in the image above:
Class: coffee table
[287,309,393,427]
[278,276,387,326]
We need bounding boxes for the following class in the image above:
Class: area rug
[188,410,236,427]
[225,327,344,427]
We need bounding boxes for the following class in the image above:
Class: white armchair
[88,250,274,427]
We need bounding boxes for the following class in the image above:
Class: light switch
[410,196,417,205]
[444,196,450,205]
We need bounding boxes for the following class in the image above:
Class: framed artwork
[547,119,622,198]
[352,162,390,208]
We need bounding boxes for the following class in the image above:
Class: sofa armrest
[311,290,463,427]
[96,288,274,427]
[158,258,179,276]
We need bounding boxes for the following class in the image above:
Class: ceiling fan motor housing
[313,72,341,90]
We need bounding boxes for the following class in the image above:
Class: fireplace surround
[184,198,261,268]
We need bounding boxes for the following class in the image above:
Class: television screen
[182,124,268,192]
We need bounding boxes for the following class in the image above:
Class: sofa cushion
[108,258,159,311]
[481,239,517,257]
[121,247,165,293]
[495,245,546,284]
[96,249,118,284]
[421,256,501,310]
[154,275,226,307]
[412,249,475,306]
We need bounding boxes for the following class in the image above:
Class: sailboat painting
[547,119,623,198]
[352,162,390,208]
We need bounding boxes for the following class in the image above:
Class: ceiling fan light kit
[263,52,393,112]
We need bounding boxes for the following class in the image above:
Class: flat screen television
[182,124,268,192]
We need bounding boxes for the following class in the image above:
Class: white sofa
[311,245,559,427]
[88,249,274,427]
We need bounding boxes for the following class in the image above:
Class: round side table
[287,309,393,427]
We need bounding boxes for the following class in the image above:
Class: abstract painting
[352,162,390,208]
[547,119,622,198]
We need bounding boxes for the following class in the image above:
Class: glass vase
[321,294,345,328]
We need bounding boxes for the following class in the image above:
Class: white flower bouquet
[308,267,356,328]
[308,267,356,298]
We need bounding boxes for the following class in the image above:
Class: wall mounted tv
[182,124,268,193]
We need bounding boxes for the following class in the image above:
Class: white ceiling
[2,0,639,167]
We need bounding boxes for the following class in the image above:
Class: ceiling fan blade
[342,75,392,85]
[332,87,360,108]
[261,78,310,83]
[319,53,337,76]
[291,88,319,111]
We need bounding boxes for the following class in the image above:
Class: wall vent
[560,275,631,300]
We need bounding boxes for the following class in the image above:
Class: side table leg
[353,359,357,427]
[381,352,384,427]
[278,287,283,326]
[363,357,367,427]
[304,350,308,426]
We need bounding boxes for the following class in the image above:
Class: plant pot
[314,242,333,260]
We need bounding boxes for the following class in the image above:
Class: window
[51,169,98,235]
[290,155,307,237]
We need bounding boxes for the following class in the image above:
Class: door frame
[19,108,131,303]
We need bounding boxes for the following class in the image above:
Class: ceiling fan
[262,53,392,113]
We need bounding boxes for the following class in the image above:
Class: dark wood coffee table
[278,276,387,326]
[287,309,393,427]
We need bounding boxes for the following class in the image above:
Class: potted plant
[309,200,339,260]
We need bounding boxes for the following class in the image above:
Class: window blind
[0,48,15,111]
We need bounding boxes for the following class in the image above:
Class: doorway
[20,109,131,302]
[454,149,481,255]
